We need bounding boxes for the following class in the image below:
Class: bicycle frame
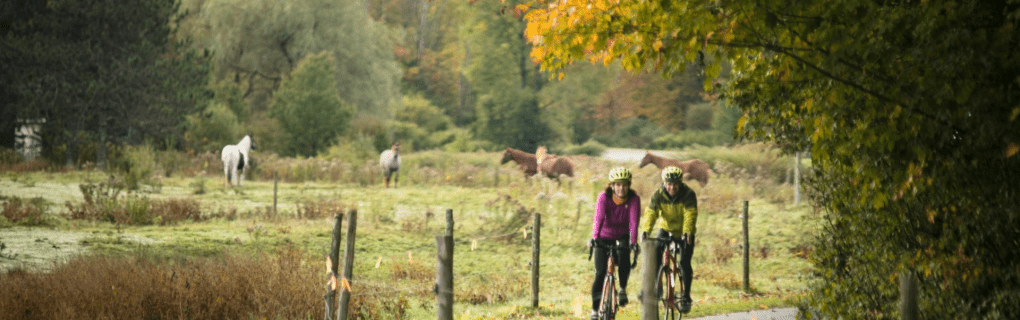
[656,235,687,320]
[589,240,634,320]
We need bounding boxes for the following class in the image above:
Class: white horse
[221,135,255,187]
[379,142,401,188]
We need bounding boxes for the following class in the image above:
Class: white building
[16,118,44,160]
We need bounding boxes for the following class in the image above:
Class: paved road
[601,148,680,163]
[688,307,799,320]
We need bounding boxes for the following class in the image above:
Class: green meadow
[1,145,815,319]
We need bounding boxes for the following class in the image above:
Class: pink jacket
[592,189,641,243]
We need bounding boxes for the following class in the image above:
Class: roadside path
[688,307,799,320]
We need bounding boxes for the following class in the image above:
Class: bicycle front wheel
[657,265,681,320]
[599,275,616,319]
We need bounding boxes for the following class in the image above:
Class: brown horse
[500,147,538,177]
[536,146,575,179]
[639,151,710,187]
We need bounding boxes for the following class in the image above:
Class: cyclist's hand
[682,233,692,244]
[630,243,640,255]
[586,238,595,249]
[640,232,648,242]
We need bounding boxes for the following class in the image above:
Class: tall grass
[1,143,815,319]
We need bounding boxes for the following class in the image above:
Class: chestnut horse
[639,151,710,187]
[500,147,538,177]
[535,146,575,179]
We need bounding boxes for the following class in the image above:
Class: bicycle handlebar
[587,240,640,268]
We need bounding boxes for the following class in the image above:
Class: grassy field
[0,146,817,319]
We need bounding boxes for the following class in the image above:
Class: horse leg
[394,170,398,188]
[224,165,230,188]
[239,168,245,187]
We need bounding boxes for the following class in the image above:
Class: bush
[651,130,730,149]
[1,196,58,227]
[110,144,158,190]
[65,180,203,225]
[595,117,668,149]
[557,139,607,157]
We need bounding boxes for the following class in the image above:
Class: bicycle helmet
[661,166,683,183]
[608,167,632,183]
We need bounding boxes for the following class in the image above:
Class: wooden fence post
[794,151,802,205]
[743,200,750,292]
[436,214,454,320]
[641,238,658,320]
[273,171,278,216]
[323,212,344,320]
[531,213,541,307]
[337,210,358,320]
[446,209,454,236]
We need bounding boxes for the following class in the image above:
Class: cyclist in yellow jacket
[640,166,698,313]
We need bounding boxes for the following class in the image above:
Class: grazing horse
[221,135,255,187]
[500,147,538,177]
[535,146,575,179]
[639,151,710,187]
[380,142,401,188]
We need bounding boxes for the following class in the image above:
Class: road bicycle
[588,239,638,320]
[655,234,688,320]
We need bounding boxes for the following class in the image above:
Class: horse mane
[535,146,550,164]
[536,146,574,178]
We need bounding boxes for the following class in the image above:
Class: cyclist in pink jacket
[587,167,641,319]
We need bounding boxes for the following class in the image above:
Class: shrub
[557,139,607,157]
[296,197,347,220]
[1,196,57,227]
[652,130,730,149]
[110,144,158,190]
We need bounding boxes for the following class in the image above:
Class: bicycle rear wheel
[657,265,681,320]
[599,275,616,319]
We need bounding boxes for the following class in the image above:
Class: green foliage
[475,93,553,151]
[397,95,453,133]
[178,0,400,116]
[595,117,667,149]
[1,196,57,227]
[527,0,1020,317]
[712,100,741,139]
[442,129,494,153]
[556,139,607,157]
[385,120,427,151]
[2,0,211,164]
[112,145,158,191]
[652,131,730,149]
[270,52,355,157]
[687,102,715,131]
[321,135,378,165]
[184,103,242,153]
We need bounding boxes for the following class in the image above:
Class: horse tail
[237,152,245,171]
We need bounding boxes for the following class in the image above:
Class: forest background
[1,0,740,163]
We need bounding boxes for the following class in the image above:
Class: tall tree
[463,0,552,150]
[525,0,1020,318]
[269,52,353,157]
[178,0,401,118]
[1,0,210,166]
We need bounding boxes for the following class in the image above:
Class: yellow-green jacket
[640,184,698,236]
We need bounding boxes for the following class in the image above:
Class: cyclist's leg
[591,243,610,313]
[615,242,631,306]
[679,234,696,311]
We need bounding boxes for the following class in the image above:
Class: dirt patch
[0,228,154,273]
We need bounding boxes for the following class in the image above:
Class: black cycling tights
[653,229,695,301]
[591,239,631,311]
